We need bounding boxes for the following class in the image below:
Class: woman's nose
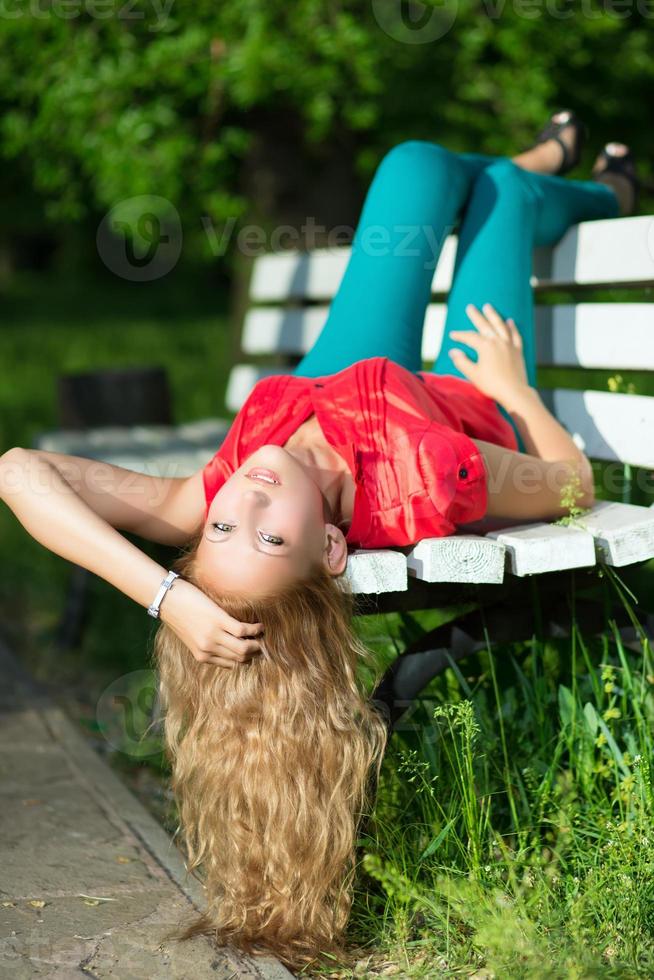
[243,488,269,504]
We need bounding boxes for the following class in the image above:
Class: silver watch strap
[147,570,180,619]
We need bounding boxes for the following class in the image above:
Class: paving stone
[0,639,293,980]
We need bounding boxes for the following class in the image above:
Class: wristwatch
[147,570,180,619]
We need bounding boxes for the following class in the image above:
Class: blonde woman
[0,113,636,971]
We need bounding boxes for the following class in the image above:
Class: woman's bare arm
[470,439,594,522]
[499,384,591,469]
[0,447,183,610]
[450,304,595,522]
[3,448,206,545]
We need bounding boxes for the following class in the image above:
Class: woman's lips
[245,468,282,485]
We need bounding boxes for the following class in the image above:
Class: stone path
[0,639,293,979]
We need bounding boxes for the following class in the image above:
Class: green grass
[3,273,654,977]
[333,568,654,979]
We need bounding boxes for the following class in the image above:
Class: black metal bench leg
[55,565,91,650]
[371,623,484,734]
[370,595,654,739]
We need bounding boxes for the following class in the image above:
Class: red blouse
[202,356,518,549]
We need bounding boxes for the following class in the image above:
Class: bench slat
[242,307,329,356]
[242,303,654,370]
[406,534,505,584]
[535,304,654,370]
[574,500,654,566]
[344,549,408,594]
[487,522,597,576]
[553,389,654,468]
[250,236,460,301]
[249,217,654,303]
[545,215,654,287]
[34,418,231,477]
[225,365,282,413]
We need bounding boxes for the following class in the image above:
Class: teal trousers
[293,141,619,450]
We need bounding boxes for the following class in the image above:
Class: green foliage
[555,469,590,526]
[350,568,654,976]
[0,0,652,247]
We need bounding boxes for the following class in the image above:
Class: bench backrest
[228,215,654,472]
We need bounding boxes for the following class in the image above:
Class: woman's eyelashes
[211,522,284,546]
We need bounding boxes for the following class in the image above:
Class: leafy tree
[0,0,651,269]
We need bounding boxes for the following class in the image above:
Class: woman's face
[195,444,348,596]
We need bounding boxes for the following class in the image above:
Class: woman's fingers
[507,317,523,349]
[220,613,264,639]
[465,304,495,336]
[466,302,514,342]
[448,348,476,378]
[218,634,262,658]
[200,642,258,667]
[481,303,511,340]
[449,329,483,351]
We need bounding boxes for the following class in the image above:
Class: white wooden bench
[34,215,654,608]
[35,417,232,479]
[226,214,654,597]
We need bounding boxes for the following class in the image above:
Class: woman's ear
[322,523,349,576]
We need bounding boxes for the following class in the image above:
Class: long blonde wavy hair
[153,530,389,972]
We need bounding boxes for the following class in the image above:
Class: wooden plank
[487,522,596,576]
[535,304,654,369]
[73,450,216,477]
[242,307,329,355]
[249,216,654,302]
[249,236,457,302]
[33,418,230,477]
[552,389,654,469]
[225,364,281,413]
[406,534,505,584]
[35,418,230,453]
[344,549,408,594]
[242,304,447,359]
[250,248,350,302]
[545,215,654,288]
[575,500,654,567]
[33,441,217,477]
[241,302,654,372]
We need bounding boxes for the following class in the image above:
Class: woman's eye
[260,532,284,546]
[211,521,284,545]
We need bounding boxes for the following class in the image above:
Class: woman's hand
[160,576,264,669]
[448,303,530,408]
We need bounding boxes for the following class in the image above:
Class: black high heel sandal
[592,142,639,217]
[527,108,587,176]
